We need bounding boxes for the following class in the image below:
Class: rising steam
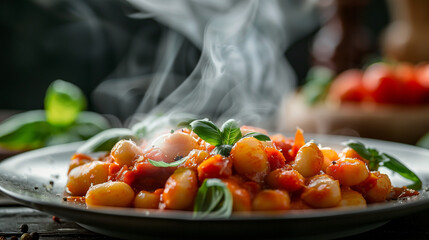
[123,0,315,134]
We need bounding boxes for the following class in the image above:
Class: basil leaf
[148,157,187,167]
[344,140,373,160]
[75,112,110,130]
[0,110,52,150]
[45,80,86,127]
[381,153,422,190]
[190,119,222,146]
[345,140,422,190]
[71,112,111,140]
[417,133,429,149]
[131,121,148,139]
[367,148,382,171]
[243,132,271,142]
[193,178,232,219]
[77,128,136,153]
[212,145,233,157]
[176,119,196,129]
[301,66,334,105]
[220,119,242,145]
[45,132,83,146]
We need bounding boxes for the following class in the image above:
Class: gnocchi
[65,119,419,216]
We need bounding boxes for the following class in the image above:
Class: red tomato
[115,166,135,186]
[271,134,294,162]
[395,63,426,104]
[328,69,366,102]
[108,163,121,177]
[197,155,232,181]
[265,169,305,192]
[416,63,429,102]
[122,160,175,191]
[362,63,403,104]
[265,147,286,170]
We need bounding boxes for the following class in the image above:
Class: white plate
[1,135,429,240]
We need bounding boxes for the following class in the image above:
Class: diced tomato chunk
[265,147,286,170]
[115,166,135,186]
[108,163,121,177]
[197,155,232,181]
[271,134,294,162]
[289,128,305,159]
[266,169,305,192]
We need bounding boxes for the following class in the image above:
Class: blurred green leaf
[45,132,83,147]
[301,66,334,105]
[45,80,86,127]
[417,133,429,149]
[132,121,149,139]
[77,128,136,154]
[45,112,110,147]
[72,111,110,139]
[0,110,51,150]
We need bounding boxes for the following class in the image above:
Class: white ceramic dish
[1,136,429,240]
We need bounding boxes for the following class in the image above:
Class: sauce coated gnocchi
[65,120,419,215]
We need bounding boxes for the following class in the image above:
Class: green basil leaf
[176,119,196,129]
[345,141,384,171]
[381,153,422,190]
[45,132,83,147]
[243,132,271,142]
[148,157,187,167]
[0,110,52,150]
[368,149,382,171]
[190,119,222,146]
[301,66,334,105]
[131,121,148,139]
[193,178,232,219]
[417,133,429,149]
[345,140,422,190]
[75,112,110,130]
[212,145,233,157]
[344,140,374,160]
[45,80,86,127]
[220,119,242,145]
[71,112,111,140]
[77,128,136,154]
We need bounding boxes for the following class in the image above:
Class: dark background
[0,0,389,119]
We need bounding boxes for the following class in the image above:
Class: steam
[125,0,312,133]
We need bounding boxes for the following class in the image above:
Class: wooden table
[1,193,429,240]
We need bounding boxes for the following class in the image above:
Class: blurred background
[1,0,429,149]
[0,0,388,112]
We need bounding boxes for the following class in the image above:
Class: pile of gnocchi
[65,119,419,215]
